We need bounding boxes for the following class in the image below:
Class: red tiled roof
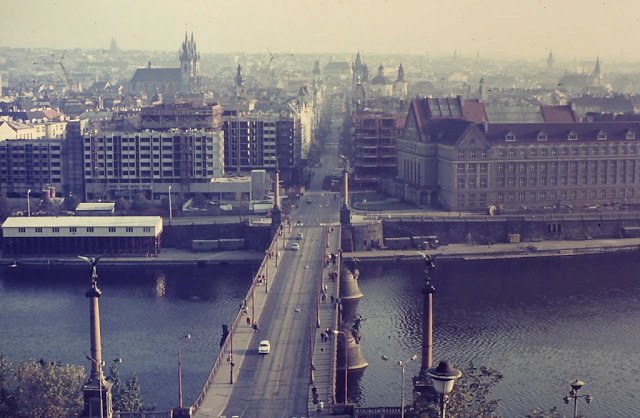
[462,99,487,123]
[540,105,577,123]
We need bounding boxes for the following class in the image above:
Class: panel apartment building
[83,102,224,201]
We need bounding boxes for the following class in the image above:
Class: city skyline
[2,0,640,61]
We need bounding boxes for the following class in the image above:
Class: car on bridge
[258,340,271,354]
[291,242,300,251]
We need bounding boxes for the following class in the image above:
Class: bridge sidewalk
[308,225,341,416]
[192,245,281,418]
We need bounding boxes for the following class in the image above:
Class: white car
[291,243,300,251]
[258,340,271,354]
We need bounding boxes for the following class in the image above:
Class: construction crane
[58,50,78,93]
[265,49,294,74]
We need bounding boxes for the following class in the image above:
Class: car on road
[258,340,271,354]
[296,232,304,240]
[306,198,312,204]
[291,243,300,251]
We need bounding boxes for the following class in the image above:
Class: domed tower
[393,63,408,99]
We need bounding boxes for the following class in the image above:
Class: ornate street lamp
[427,360,462,418]
[564,379,593,418]
[176,333,192,408]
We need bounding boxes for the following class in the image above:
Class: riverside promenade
[0,248,265,268]
[342,237,640,263]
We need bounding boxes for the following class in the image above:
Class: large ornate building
[395,97,640,212]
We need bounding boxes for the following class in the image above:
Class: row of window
[497,160,638,175]
[495,188,635,203]
[457,150,488,159]
[504,130,636,142]
[17,226,151,233]
[496,174,637,187]
[457,176,489,189]
[456,163,489,174]
[494,144,640,159]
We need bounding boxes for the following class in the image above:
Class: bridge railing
[190,227,281,413]
[330,225,342,405]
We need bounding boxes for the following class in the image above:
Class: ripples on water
[354,253,640,417]
[0,264,255,409]
[2,254,640,416]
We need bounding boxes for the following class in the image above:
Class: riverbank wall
[348,212,640,251]
[161,222,271,250]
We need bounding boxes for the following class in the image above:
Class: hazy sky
[2,0,640,60]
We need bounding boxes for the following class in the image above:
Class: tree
[63,194,81,212]
[0,358,86,418]
[0,192,11,220]
[0,356,17,417]
[447,362,504,418]
[108,363,143,412]
[131,192,150,212]
[420,362,504,418]
[191,193,207,209]
[115,197,130,213]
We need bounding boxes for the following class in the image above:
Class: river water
[354,253,640,417]
[1,254,639,416]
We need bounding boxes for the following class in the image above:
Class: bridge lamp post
[85,356,121,418]
[332,330,348,405]
[563,379,593,418]
[168,186,172,222]
[381,354,417,418]
[427,360,462,418]
[177,333,192,408]
[27,189,31,217]
[229,331,235,384]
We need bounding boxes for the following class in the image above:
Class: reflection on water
[3,254,640,416]
[354,253,640,417]
[0,264,255,409]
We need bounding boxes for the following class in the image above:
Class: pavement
[307,225,341,416]
[342,237,640,262]
[0,248,265,267]
[192,238,282,417]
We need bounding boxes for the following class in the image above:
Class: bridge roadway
[193,190,342,418]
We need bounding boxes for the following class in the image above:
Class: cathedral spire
[397,63,404,82]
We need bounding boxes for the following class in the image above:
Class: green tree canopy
[0,192,12,220]
[0,356,85,418]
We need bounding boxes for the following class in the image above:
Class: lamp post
[564,379,593,418]
[26,189,31,217]
[85,357,121,418]
[168,186,173,222]
[332,330,348,405]
[86,356,105,418]
[229,331,235,384]
[382,354,417,418]
[176,333,191,408]
[427,360,462,418]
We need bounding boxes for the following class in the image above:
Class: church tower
[235,64,244,98]
[180,32,200,92]
[593,57,602,86]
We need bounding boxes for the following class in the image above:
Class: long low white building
[1,216,163,256]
